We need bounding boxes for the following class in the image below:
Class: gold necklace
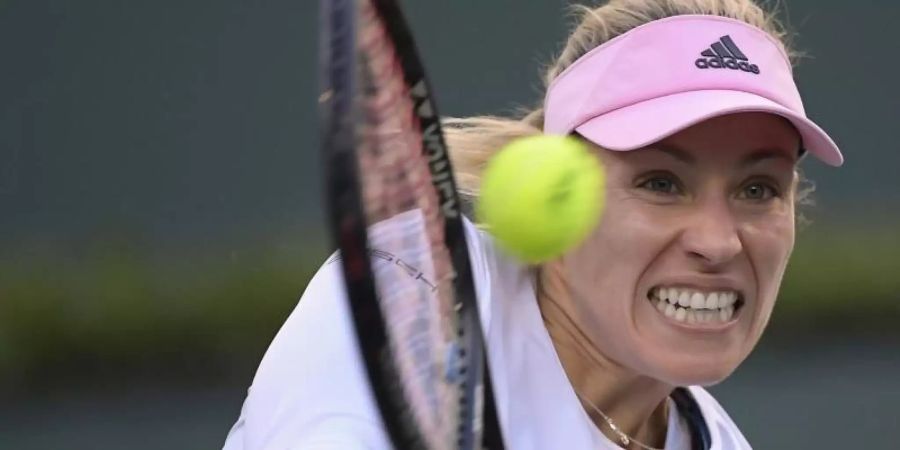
[575,391,667,450]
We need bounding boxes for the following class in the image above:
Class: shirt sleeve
[222,256,391,450]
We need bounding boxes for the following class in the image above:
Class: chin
[644,349,745,387]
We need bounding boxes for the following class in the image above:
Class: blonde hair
[446,0,798,203]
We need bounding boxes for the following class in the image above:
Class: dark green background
[1,1,898,448]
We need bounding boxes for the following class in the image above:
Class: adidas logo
[694,35,760,74]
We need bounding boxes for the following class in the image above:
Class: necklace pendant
[619,434,630,446]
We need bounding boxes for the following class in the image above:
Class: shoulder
[461,216,536,336]
[223,256,390,449]
[686,386,752,450]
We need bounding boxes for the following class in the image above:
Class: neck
[537,263,672,448]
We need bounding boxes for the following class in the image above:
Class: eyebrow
[739,149,797,167]
[648,143,797,167]
[650,144,695,164]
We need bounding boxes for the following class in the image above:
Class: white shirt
[223,218,751,449]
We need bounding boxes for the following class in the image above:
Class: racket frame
[319,0,504,448]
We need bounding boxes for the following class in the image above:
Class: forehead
[653,112,801,163]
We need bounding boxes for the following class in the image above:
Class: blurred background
[1,0,898,448]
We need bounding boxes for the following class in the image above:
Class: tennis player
[224,0,843,448]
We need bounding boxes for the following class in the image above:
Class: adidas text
[695,56,760,73]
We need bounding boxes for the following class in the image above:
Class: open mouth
[647,286,745,325]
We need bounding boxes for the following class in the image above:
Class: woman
[224,0,843,448]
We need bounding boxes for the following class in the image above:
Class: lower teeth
[654,299,734,323]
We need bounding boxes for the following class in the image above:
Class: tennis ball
[477,134,606,263]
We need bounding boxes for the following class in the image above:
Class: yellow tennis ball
[477,134,606,263]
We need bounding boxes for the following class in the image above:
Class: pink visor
[543,15,843,166]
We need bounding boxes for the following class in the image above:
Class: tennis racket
[319,0,504,449]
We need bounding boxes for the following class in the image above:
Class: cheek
[567,200,671,296]
[562,200,675,344]
[743,211,796,331]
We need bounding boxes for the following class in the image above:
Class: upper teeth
[652,287,738,310]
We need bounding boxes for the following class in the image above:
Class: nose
[679,199,743,268]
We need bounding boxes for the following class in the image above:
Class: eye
[738,181,780,201]
[638,174,681,195]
